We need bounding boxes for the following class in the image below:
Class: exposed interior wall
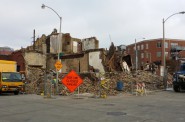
[61,58,80,73]
[50,34,60,54]
[61,54,88,73]
[24,52,46,68]
[82,39,95,51]
[62,33,71,54]
[27,34,46,52]
[60,50,105,73]
[62,34,81,54]
[82,37,99,51]
[88,51,105,72]
[46,55,56,71]
[80,54,88,72]
[73,41,78,53]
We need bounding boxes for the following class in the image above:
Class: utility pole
[41,4,62,94]
[162,11,185,89]
[135,39,137,72]
[33,29,35,50]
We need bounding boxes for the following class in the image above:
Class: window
[127,48,130,53]
[148,53,150,59]
[137,45,140,50]
[157,52,161,57]
[157,42,162,48]
[165,42,168,48]
[165,52,168,57]
[146,43,148,49]
[157,52,167,57]
[141,44,144,50]
[171,43,178,49]
[141,53,144,58]
[171,43,178,47]
[2,72,22,82]
[146,53,149,58]
[180,64,185,71]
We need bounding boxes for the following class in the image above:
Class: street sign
[61,70,83,92]
[55,60,62,71]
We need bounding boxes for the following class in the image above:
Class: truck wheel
[14,91,19,95]
[173,85,180,92]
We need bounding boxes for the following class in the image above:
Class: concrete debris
[25,67,46,94]
[24,48,169,96]
[75,70,164,96]
[24,69,167,96]
[103,42,131,72]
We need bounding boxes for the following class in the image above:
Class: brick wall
[126,38,185,69]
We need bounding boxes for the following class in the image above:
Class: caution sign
[61,70,83,92]
[55,60,62,71]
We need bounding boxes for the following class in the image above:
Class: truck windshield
[2,72,22,82]
[180,64,185,71]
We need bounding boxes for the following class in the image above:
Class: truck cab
[173,63,185,92]
[0,60,24,95]
[0,72,23,95]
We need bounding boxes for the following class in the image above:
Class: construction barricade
[135,82,147,96]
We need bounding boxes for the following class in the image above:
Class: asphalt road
[0,90,185,122]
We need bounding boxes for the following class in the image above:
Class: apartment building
[126,38,185,70]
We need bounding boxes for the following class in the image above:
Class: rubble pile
[25,67,45,94]
[58,70,164,96]
[25,68,165,96]
[132,71,164,90]
[26,67,45,83]
[25,81,51,95]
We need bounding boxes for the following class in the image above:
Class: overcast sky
[0,0,185,50]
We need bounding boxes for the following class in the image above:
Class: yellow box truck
[0,60,24,95]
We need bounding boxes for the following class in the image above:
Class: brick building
[0,47,14,55]
[126,38,185,70]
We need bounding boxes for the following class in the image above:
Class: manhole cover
[103,104,115,106]
[72,97,84,99]
[138,105,154,107]
[107,112,127,116]
[143,119,161,122]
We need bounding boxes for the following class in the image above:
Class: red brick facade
[11,50,25,72]
[126,38,185,69]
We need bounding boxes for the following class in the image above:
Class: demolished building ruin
[24,42,166,96]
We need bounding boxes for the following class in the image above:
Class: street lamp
[41,4,62,33]
[162,11,185,89]
[135,38,145,72]
[41,4,62,94]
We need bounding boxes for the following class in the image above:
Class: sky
[0,0,185,50]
